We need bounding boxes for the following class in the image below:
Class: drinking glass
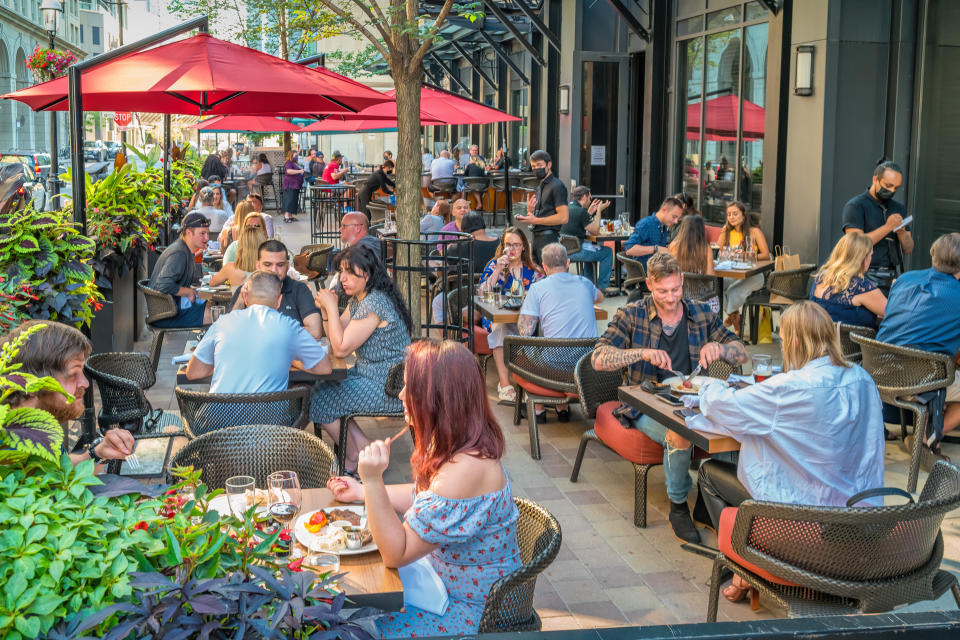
[606,220,615,233]
[306,545,340,575]
[752,354,773,382]
[225,475,256,518]
[267,471,302,558]
[211,305,225,322]
[491,283,501,307]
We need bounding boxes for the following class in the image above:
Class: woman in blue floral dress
[327,339,521,637]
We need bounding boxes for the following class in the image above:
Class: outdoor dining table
[587,231,632,291]
[617,385,740,454]
[296,488,404,611]
[196,286,234,303]
[473,296,608,325]
[712,258,775,314]
[175,339,350,385]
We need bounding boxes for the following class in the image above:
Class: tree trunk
[392,62,424,335]
[279,6,292,155]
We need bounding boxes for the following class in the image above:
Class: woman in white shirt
[690,300,884,604]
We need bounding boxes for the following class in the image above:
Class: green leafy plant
[0,206,102,328]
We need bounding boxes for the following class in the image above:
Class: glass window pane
[677,0,706,18]
[676,37,704,212]
[677,16,703,37]
[745,1,768,21]
[738,22,768,213]
[707,7,741,30]
[701,29,740,224]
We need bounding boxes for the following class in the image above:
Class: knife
[684,364,703,383]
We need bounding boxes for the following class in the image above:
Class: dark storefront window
[675,3,768,225]
[580,61,620,197]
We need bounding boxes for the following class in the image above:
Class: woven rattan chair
[683,272,721,304]
[743,265,816,344]
[298,242,334,291]
[166,424,335,489]
[477,497,562,632]
[367,202,390,226]
[837,323,876,363]
[175,386,310,439]
[505,336,596,460]
[852,334,955,492]
[139,279,205,373]
[84,352,185,475]
[706,460,960,621]
[335,361,406,473]
[616,252,647,296]
[571,354,737,528]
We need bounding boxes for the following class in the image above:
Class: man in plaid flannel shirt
[592,252,747,544]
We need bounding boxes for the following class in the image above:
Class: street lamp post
[40,0,63,204]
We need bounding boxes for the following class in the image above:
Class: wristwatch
[87,436,106,464]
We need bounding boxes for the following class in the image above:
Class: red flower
[133,521,149,531]
[286,557,304,572]
[279,529,291,542]
[164,489,178,495]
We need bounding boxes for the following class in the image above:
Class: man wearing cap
[322,151,348,185]
[147,212,212,327]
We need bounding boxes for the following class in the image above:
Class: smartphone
[674,408,698,419]
[655,392,682,406]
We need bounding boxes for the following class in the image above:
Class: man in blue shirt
[186,271,331,393]
[877,233,960,438]
[624,196,684,268]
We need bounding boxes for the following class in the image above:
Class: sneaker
[668,501,702,544]
[556,408,570,423]
[497,383,516,403]
[603,287,621,297]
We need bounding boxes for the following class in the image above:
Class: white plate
[294,506,377,556]
[662,375,714,395]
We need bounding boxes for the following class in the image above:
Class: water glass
[746,249,757,266]
[306,546,340,575]
[211,305,225,322]
[225,475,256,518]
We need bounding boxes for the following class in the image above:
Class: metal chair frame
[175,386,311,439]
[742,265,816,344]
[139,279,205,373]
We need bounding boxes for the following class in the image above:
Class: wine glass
[225,475,256,519]
[267,471,302,558]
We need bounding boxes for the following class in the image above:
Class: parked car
[0,156,48,211]
[1,152,51,186]
[83,140,107,162]
[104,141,121,159]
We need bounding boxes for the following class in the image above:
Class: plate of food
[208,488,271,517]
[662,375,713,395]
[294,506,377,555]
[198,284,229,292]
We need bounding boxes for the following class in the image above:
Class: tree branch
[314,0,391,61]
[343,0,393,51]
[410,0,455,72]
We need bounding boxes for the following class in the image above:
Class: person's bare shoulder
[429,454,505,500]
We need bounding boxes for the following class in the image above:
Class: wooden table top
[587,232,631,243]
[617,385,740,453]
[197,286,234,302]
[714,259,774,280]
[473,296,609,324]
[298,488,403,611]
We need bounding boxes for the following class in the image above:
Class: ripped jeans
[630,414,693,504]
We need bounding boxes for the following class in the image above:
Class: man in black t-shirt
[228,239,323,338]
[841,161,915,293]
[515,149,569,264]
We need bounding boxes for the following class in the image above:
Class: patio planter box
[90,265,136,354]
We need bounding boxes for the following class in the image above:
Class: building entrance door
[580,60,628,211]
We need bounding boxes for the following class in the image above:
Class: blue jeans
[568,244,613,289]
[151,299,207,328]
[631,414,693,504]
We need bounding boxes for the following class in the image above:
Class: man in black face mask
[516,149,569,264]
[841,161,914,294]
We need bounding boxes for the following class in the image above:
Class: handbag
[769,245,801,305]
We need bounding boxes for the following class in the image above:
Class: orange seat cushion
[705,224,722,244]
[472,326,492,355]
[512,374,577,399]
[594,401,664,464]
[718,507,799,587]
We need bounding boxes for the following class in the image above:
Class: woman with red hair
[327,339,521,637]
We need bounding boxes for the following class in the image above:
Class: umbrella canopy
[299,116,446,134]
[190,115,300,132]
[685,95,765,141]
[1,33,388,115]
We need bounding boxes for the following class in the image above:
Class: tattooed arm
[697,340,750,368]
[592,345,672,371]
[518,314,538,337]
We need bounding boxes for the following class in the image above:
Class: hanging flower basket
[26,45,76,83]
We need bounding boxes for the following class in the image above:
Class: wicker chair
[298,242,334,291]
[477,497,562,632]
[706,460,960,621]
[505,336,596,460]
[84,352,184,475]
[175,386,311,439]
[852,334,955,492]
[367,202,390,226]
[335,361,406,473]
[166,424,335,489]
[570,354,736,528]
[837,323,876,363]
[742,265,816,344]
[616,252,647,295]
[683,272,721,304]
[139,279,205,373]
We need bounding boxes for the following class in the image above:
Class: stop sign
[114,112,133,130]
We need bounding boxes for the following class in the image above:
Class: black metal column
[47,32,59,205]
[163,114,171,222]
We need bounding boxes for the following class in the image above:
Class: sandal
[497,383,516,403]
[723,575,759,610]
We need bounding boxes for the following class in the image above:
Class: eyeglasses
[504,242,524,249]
[247,224,262,229]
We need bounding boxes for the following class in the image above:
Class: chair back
[300,243,333,276]
[574,352,623,418]
[490,173,506,191]
[464,176,490,193]
[837,323,876,363]
[616,252,647,291]
[559,233,582,255]
[430,177,458,193]
[505,336,598,394]
[85,352,155,429]
[384,361,405,399]
[765,264,817,301]
[138,279,178,324]
[732,461,960,609]
[175,386,311,438]
[166,424,335,489]
[367,202,389,225]
[682,272,720,302]
[705,224,722,244]
[478,497,561,632]
[851,334,955,398]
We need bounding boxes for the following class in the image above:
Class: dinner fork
[124,441,140,472]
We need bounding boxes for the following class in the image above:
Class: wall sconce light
[795,45,814,96]
[559,84,570,114]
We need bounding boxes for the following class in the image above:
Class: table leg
[716,276,724,318]
[614,239,624,292]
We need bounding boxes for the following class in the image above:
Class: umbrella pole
[163,114,171,240]
[501,120,512,225]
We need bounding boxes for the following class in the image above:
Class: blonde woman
[210,215,267,287]
[809,232,887,328]
[718,202,770,333]
[691,301,884,605]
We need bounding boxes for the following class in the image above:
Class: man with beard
[1,320,133,468]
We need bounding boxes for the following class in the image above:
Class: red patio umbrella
[1,33,388,115]
[685,95,765,141]
[299,116,446,134]
[189,115,301,132]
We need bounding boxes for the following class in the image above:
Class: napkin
[397,556,449,616]
[714,260,734,270]
[171,353,192,367]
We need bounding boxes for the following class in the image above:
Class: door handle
[619,184,625,196]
